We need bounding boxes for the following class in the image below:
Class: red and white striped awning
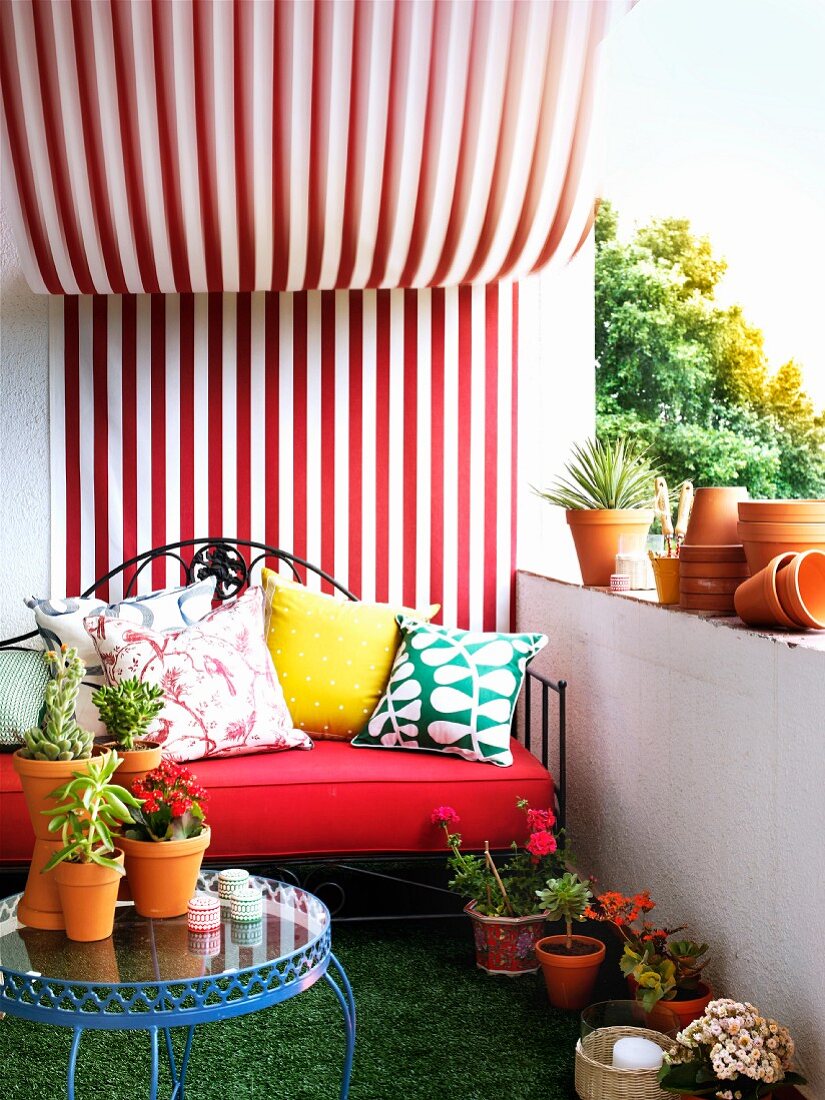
[0,0,626,295]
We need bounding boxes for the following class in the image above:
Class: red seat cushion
[0,741,553,863]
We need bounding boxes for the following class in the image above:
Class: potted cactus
[534,873,606,1010]
[41,750,142,941]
[93,678,165,787]
[12,646,95,929]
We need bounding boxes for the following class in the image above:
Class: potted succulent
[12,646,95,929]
[587,890,713,1028]
[92,678,165,787]
[533,436,656,586]
[534,873,605,1009]
[431,800,565,975]
[120,760,211,918]
[659,998,806,1099]
[41,750,142,941]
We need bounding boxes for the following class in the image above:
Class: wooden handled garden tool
[674,481,694,548]
[654,477,674,554]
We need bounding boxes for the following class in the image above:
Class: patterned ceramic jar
[230,886,263,923]
[187,892,221,932]
[218,868,249,901]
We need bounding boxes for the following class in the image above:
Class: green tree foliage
[595,201,825,498]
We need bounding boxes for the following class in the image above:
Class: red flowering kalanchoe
[127,760,209,842]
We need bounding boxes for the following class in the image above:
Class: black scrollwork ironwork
[188,543,249,601]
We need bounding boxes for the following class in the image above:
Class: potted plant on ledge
[93,677,165,787]
[659,998,805,1100]
[533,436,657,586]
[12,646,95,929]
[587,889,713,1028]
[120,760,210,918]
[534,873,605,1009]
[431,800,565,975]
[41,750,142,942]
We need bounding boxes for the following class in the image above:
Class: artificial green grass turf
[0,921,581,1100]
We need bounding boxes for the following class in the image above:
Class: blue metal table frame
[0,877,355,1100]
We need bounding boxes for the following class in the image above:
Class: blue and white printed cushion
[25,579,217,734]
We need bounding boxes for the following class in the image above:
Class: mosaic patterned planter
[464,901,547,976]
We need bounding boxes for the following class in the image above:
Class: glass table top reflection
[0,872,332,1014]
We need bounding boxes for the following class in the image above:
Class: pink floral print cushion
[85,587,312,762]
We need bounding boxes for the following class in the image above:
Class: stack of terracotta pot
[679,488,749,615]
[734,501,825,629]
[737,500,825,572]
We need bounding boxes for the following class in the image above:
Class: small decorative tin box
[187,892,221,932]
[188,928,222,957]
[230,886,263,923]
[609,572,630,593]
[218,868,249,901]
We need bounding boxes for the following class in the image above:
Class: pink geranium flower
[430,806,460,827]
[526,830,558,861]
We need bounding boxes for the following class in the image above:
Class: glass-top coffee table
[0,871,355,1099]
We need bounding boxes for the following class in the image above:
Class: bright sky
[602,0,825,409]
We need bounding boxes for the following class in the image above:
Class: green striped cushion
[0,649,49,749]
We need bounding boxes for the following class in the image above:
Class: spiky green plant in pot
[20,646,94,761]
[92,679,165,752]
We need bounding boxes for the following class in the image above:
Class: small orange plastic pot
[663,983,715,1030]
[535,935,605,1010]
[733,552,797,629]
[775,549,825,629]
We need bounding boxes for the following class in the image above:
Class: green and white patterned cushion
[0,648,49,749]
[351,617,547,767]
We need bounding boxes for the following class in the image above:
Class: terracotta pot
[107,741,163,791]
[464,902,548,975]
[651,556,680,604]
[683,487,748,546]
[663,982,715,1030]
[680,593,736,613]
[775,549,825,629]
[678,544,746,563]
[534,934,606,1010]
[566,509,654,587]
[121,828,211,918]
[679,561,750,578]
[52,849,124,942]
[12,751,94,930]
[679,577,743,595]
[740,498,825,523]
[742,533,825,574]
[734,552,797,629]
[738,520,825,538]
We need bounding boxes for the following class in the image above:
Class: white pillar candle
[611,1036,664,1070]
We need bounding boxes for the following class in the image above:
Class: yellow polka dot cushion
[261,568,438,740]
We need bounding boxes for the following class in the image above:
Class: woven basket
[575,1026,675,1100]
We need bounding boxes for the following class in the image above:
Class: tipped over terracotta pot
[733,552,797,629]
[775,549,825,629]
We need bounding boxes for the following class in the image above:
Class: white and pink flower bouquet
[659,998,805,1099]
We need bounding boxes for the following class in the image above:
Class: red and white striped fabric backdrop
[49,286,519,631]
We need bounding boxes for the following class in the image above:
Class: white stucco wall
[517,571,824,1099]
[0,194,50,638]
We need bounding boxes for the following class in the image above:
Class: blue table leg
[324,952,356,1099]
[67,1028,82,1100]
[149,1026,159,1100]
[168,1026,196,1100]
